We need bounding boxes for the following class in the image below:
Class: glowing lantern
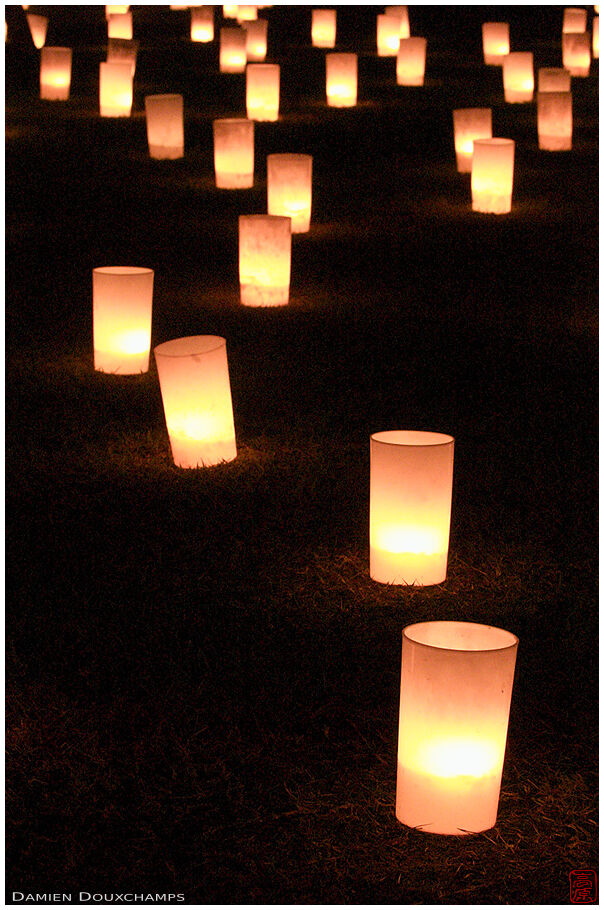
[593,17,599,57]
[452,108,492,173]
[223,4,238,17]
[396,621,519,835]
[538,66,571,92]
[471,138,514,214]
[244,18,268,61]
[267,154,312,233]
[326,53,358,107]
[27,14,48,49]
[563,7,588,32]
[502,51,534,102]
[482,22,509,65]
[385,6,410,39]
[106,5,129,16]
[377,14,401,56]
[312,9,336,48]
[99,61,133,117]
[93,267,154,374]
[239,215,292,307]
[220,26,247,72]
[246,63,279,121]
[538,91,572,150]
[145,94,184,159]
[237,5,257,21]
[108,12,133,40]
[562,32,591,74]
[154,336,237,469]
[190,6,214,42]
[40,47,72,101]
[213,118,254,188]
[107,38,139,76]
[396,37,427,85]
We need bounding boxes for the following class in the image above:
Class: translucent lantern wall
[27,13,48,49]
[369,431,454,586]
[145,94,184,159]
[244,18,268,60]
[106,4,129,16]
[538,66,571,92]
[107,38,139,75]
[377,14,401,56]
[326,53,358,107]
[502,51,534,102]
[593,16,599,57]
[239,215,292,307]
[396,37,427,86]
[223,4,239,17]
[93,267,154,374]
[562,7,588,32]
[562,32,591,75]
[482,22,509,65]
[190,6,214,42]
[267,154,313,233]
[312,9,336,48]
[396,621,519,835]
[538,91,572,150]
[237,5,258,21]
[108,12,133,40]
[471,139,515,214]
[154,336,237,469]
[99,61,133,117]
[213,118,254,188]
[452,108,492,173]
[246,63,279,121]
[220,26,247,72]
[385,6,410,39]
[40,47,72,100]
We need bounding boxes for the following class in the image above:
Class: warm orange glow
[237,5,257,22]
[503,51,534,102]
[93,267,154,374]
[106,4,129,16]
[538,66,571,92]
[471,138,515,214]
[107,12,133,40]
[243,18,268,61]
[311,8,336,48]
[563,31,591,75]
[452,108,492,172]
[26,13,48,49]
[107,38,138,76]
[396,36,427,85]
[563,7,588,33]
[190,6,214,42]
[377,13,401,56]
[326,53,358,107]
[593,17,599,57]
[385,6,410,39]
[40,47,72,100]
[213,118,254,188]
[267,154,313,233]
[99,61,133,117]
[482,21,509,65]
[223,4,238,17]
[246,63,279,121]
[145,94,184,159]
[538,91,572,151]
[220,26,247,72]
[239,215,292,307]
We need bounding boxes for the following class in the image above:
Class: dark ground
[5,5,599,905]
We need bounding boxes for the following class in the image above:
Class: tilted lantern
[538,91,572,150]
[237,4,258,21]
[99,61,133,117]
[482,22,509,65]
[154,336,237,469]
[593,16,599,57]
[396,621,519,835]
[471,138,514,214]
[562,7,588,32]
[244,18,268,61]
[220,26,247,72]
[396,37,427,85]
[370,431,454,587]
[385,5,410,39]
[325,53,358,107]
[107,38,139,75]
[246,63,279,121]
[239,215,292,307]
[538,66,571,92]
[312,8,336,48]
[267,153,313,233]
[562,32,591,75]
[213,118,254,188]
[107,12,133,40]
[502,51,534,102]
[145,94,184,159]
[452,108,492,173]
[190,6,214,42]
[377,13,401,56]
[40,47,72,101]
[93,267,154,374]
[26,13,48,49]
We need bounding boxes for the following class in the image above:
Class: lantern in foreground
[396,37,427,85]
[326,53,358,107]
[145,94,184,159]
[108,12,133,40]
[213,118,254,188]
[267,154,313,233]
[154,336,237,468]
[502,51,534,102]
[244,18,268,60]
[538,91,572,150]
[99,61,133,117]
[385,6,410,39]
[27,13,48,49]
[593,16,599,57]
[312,8,336,48]
[452,108,492,173]
[396,621,519,834]
[220,26,247,72]
[562,7,588,33]
[377,13,401,56]
[370,431,454,586]
[482,22,509,65]
[239,215,292,307]
[237,4,257,21]
[538,66,571,92]
[471,138,514,214]
[190,6,214,42]
[40,47,72,100]
[93,267,154,374]
[246,63,279,120]
[563,32,591,74]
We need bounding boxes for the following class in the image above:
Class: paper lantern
[246,63,279,121]
[562,32,591,75]
[267,153,312,233]
[40,47,72,101]
[223,4,238,17]
[325,53,358,107]
[312,9,336,48]
[239,215,292,307]
[190,6,214,42]
[108,12,133,40]
[385,6,410,39]
[244,18,268,61]
[27,14,48,49]
[502,51,534,102]
[145,94,184,159]
[563,7,588,33]
[396,37,427,85]
[593,17,599,57]
[99,61,133,117]
[220,26,247,72]
[154,336,237,469]
[396,621,519,835]
[538,66,571,92]
[377,14,401,56]
[471,138,514,214]
[93,267,154,374]
[452,108,492,173]
[106,5,129,16]
[538,91,572,150]
[107,38,139,75]
[482,22,509,65]
[213,118,254,188]
[237,5,257,22]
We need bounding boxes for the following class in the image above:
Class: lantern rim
[145,93,183,102]
[267,153,312,163]
[247,62,279,71]
[154,335,227,359]
[403,621,518,653]
[239,214,292,227]
[473,137,515,149]
[214,117,253,126]
[94,266,153,276]
[371,430,454,448]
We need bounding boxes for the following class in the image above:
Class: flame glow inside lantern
[223,4,238,18]
[593,17,599,57]
[154,336,237,469]
[99,61,133,117]
[237,5,257,22]
[325,53,358,107]
[267,154,312,233]
[213,118,254,188]
[108,12,133,40]
[452,108,492,173]
[107,38,138,75]
[369,431,454,586]
[239,215,292,307]
[471,138,515,214]
[145,94,184,159]
[106,4,129,16]
[27,13,48,49]
[396,621,519,835]
[377,14,401,56]
[502,51,534,102]
[246,63,279,121]
[538,66,571,92]
[563,32,591,75]
[190,6,214,41]
[482,22,509,65]
[385,6,410,39]
[93,267,154,374]
[538,91,572,150]
[312,8,336,48]
[396,37,427,85]
[40,47,72,100]
[244,18,268,61]
[220,26,247,72]
[563,7,588,33]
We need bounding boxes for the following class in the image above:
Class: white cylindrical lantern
[593,16,599,56]
[106,4,129,16]
[93,267,154,374]
[244,18,268,61]
[312,8,336,48]
[40,47,72,101]
[220,26,247,72]
[471,138,515,214]
[396,621,519,835]
[154,336,237,469]
[452,108,492,173]
[99,61,133,117]
[190,6,214,42]
[562,32,591,75]
[27,13,48,49]
[246,62,279,121]
[237,5,257,21]
[325,53,358,107]
[502,51,534,102]
[223,4,238,17]
[239,215,292,307]
[538,91,572,150]
[538,66,571,92]
[108,12,133,40]
[396,36,427,85]
[267,154,312,233]
[145,94,184,159]
[107,38,139,75]
[377,14,401,56]
[563,7,588,32]
[385,6,410,39]
[213,118,254,188]
[482,22,509,65]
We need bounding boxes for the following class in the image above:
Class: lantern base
[216,171,254,189]
[240,284,289,307]
[94,350,150,374]
[149,143,184,159]
[247,51,267,62]
[100,105,132,117]
[455,151,473,173]
[504,89,533,103]
[326,94,357,108]
[220,62,247,74]
[396,762,500,835]
[246,106,279,122]
[168,433,237,469]
[483,53,506,65]
[370,547,447,587]
[538,134,572,151]
[471,192,512,215]
[397,75,425,86]
[191,32,213,42]
[567,65,590,76]
[40,85,70,100]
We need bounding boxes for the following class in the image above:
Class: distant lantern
[396,621,519,835]
[482,22,509,65]
[220,26,247,72]
[239,215,292,307]
[26,13,48,49]
[396,37,427,85]
[312,8,336,48]
[223,4,238,17]
[562,31,591,75]
[246,62,279,120]
[370,431,454,586]
[107,38,139,75]
[267,153,313,233]
[106,4,129,16]
[593,17,599,57]
[502,51,534,102]
[93,267,154,374]
[538,91,572,150]
[99,61,133,117]
[40,47,72,100]
[471,138,515,214]
[385,5,410,39]
[213,118,254,188]
[452,108,492,173]
[562,7,588,33]
[377,14,401,56]
[145,94,184,159]
[190,6,214,42]
[244,18,268,61]
[237,5,258,21]
[108,12,133,40]
[538,66,571,92]
[325,52,358,107]
[154,335,237,469]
